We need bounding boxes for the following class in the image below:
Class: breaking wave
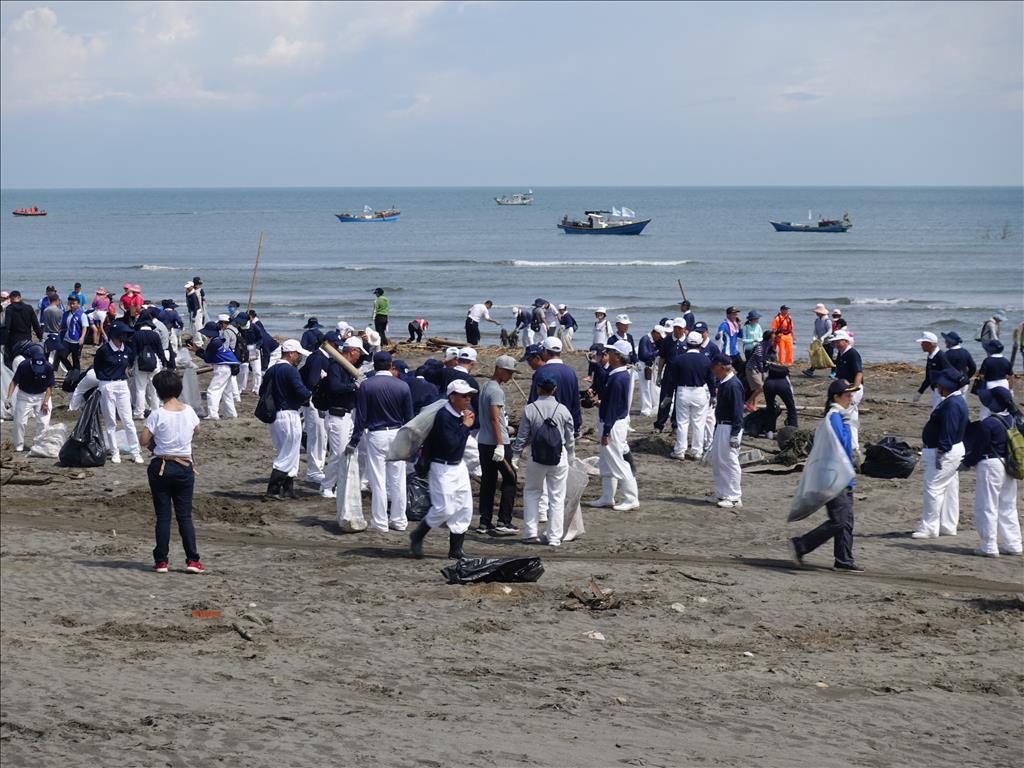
[506,259,692,268]
[133,264,184,271]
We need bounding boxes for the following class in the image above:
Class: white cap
[671,317,688,328]
[446,379,477,395]
[595,307,607,315]
[458,347,478,361]
[916,331,938,344]
[217,313,230,323]
[336,320,352,331]
[541,336,562,352]
[609,340,633,358]
[511,307,519,315]
[615,313,631,325]
[686,331,703,345]
[444,346,459,361]
[830,330,852,343]
[558,304,566,310]
[343,337,366,352]
[281,339,311,356]
[184,281,194,288]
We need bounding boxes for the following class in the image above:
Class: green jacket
[373,296,390,316]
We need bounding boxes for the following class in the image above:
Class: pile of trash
[773,426,816,466]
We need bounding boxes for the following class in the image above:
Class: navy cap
[978,386,1014,414]
[161,298,178,309]
[109,321,136,339]
[932,369,961,392]
[941,331,962,345]
[198,321,220,338]
[303,317,321,329]
[392,358,409,375]
[747,310,762,320]
[372,350,393,365]
[828,378,861,397]
[521,344,543,361]
[536,375,557,390]
[693,321,709,333]
[983,339,1004,354]
[588,343,606,353]
[323,330,341,346]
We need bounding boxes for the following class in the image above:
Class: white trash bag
[387,399,446,462]
[335,450,367,533]
[788,410,855,522]
[177,348,206,417]
[0,363,14,420]
[29,423,68,458]
[562,458,590,542]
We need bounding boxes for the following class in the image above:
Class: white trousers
[98,379,140,457]
[12,390,50,449]
[673,386,709,455]
[558,327,575,352]
[597,419,638,505]
[848,387,864,452]
[523,454,568,543]
[206,365,237,419]
[463,433,482,478]
[425,462,473,534]
[239,346,262,393]
[366,429,408,532]
[638,363,659,416]
[919,443,965,536]
[973,459,1021,554]
[132,364,161,418]
[304,406,327,482]
[703,397,717,452]
[711,423,742,502]
[69,368,99,411]
[269,409,302,477]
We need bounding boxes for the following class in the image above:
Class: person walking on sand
[789,379,863,572]
[260,340,312,501]
[912,370,968,539]
[941,332,976,398]
[465,300,499,345]
[975,340,1013,420]
[587,340,639,511]
[556,304,578,351]
[409,380,478,560]
[95,321,144,464]
[592,308,613,348]
[300,331,332,486]
[707,352,745,509]
[771,305,795,366]
[139,370,205,574]
[668,330,714,460]
[371,288,390,346]
[830,331,864,452]
[195,321,239,420]
[802,304,834,378]
[474,355,520,536]
[962,387,1022,558]
[637,325,664,417]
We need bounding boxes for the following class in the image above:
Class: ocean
[1,186,1021,362]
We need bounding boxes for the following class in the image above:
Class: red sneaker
[185,561,206,574]
[154,561,169,573]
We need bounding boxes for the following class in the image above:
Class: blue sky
[1,1,1021,187]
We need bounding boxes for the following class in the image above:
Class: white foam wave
[849,297,909,305]
[135,264,183,271]
[510,259,691,268]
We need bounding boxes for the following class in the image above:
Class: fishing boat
[12,206,46,217]
[495,190,533,206]
[335,206,400,222]
[770,212,852,232]
[558,207,650,235]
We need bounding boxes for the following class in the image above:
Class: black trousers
[477,443,516,527]
[793,487,855,567]
[55,343,81,373]
[374,315,388,345]
[465,318,481,345]
[407,322,423,343]
[764,377,798,429]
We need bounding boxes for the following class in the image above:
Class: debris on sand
[562,576,622,611]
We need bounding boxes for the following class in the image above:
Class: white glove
[567,450,576,464]
[492,444,506,463]
[912,391,922,403]
[510,455,520,471]
[729,436,741,449]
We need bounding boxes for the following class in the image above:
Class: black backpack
[528,403,563,465]
[234,334,250,364]
[311,378,332,412]
[136,345,158,372]
[254,370,278,424]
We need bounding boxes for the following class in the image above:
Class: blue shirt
[668,349,714,388]
[263,362,311,411]
[60,308,86,344]
[714,374,745,437]
[323,360,358,411]
[607,332,637,364]
[300,328,324,353]
[424,404,471,463]
[441,367,480,414]
[963,414,1010,466]
[598,367,631,437]
[199,337,238,366]
[921,392,968,452]
[918,350,953,394]
[716,321,741,357]
[528,360,582,434]
[157,308,184,330]
[301,351,329,391]
[405,375,442,414]
[944,347,976,380]
[13,359,55,394]
[133,327,169,368]
[352,372,414,446]
[94,340,135,381]
[559,312,578,330]
[637,335,658,366]
[979,355,1012,382]
[834,346,863,383]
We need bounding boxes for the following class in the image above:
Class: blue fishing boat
[558,208,650,235]
[336,206,400,222]
[771,212,852,232]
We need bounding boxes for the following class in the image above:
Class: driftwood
[425,336,469,350]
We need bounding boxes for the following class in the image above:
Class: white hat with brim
[609,340,633,358]
[916,332,938,344]
[686,331,703,345]
[830,330,852,343]
[343,337,366,352]
[615,314,631,325]
[217,314,230,323]
[671,317,688,328]
[281,339,311,356]
[458,347,478,362]
[444,347,459,360]
[446,379,477,396]
[594,307,607,315]
[541,337,562,352]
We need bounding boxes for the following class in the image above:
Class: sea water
[1,186,1020,362]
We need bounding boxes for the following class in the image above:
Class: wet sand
[1,346,1022,767]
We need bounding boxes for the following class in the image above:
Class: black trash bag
[441,556,544,585]
[58,389,107,468]
[861,437,917,479]
[406,475,431,521]
[61,368,84,393]
[743,408,775,437]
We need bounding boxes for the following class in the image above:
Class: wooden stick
[246,231,264,313]
[510,375,528,401]
[677,279,687,302]
[319,341,365,381]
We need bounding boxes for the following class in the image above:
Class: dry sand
[1,345,1022,768]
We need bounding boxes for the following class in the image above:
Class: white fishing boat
[495,190,533,206]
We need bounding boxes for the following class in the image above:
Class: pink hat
[0,291,9,300]
[123,282,132,290]
[132,284,142,292]
[813,303,828,315]
[95,287,107,294]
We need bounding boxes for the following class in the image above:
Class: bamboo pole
[319,341,365,381]
[246,231,264,313]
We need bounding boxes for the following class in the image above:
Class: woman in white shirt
[139,370,204,574]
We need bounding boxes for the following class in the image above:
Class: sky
[1,0,1021,188]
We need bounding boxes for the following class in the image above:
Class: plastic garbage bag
[406,475,431,521]
[177,348,206,417]
[441,556,545,585]
[562,459,590,542]
[861,437,917,479]
[808,338,834,369]
[788,412,855,522]
[387,399,446,461]
[59,389,107,468]
[334,450,367,532]
[0,362,13,420]
[29,423,68,458]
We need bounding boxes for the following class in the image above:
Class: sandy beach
[1,346,1022,768]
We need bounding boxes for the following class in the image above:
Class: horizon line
[3,184,1022,192]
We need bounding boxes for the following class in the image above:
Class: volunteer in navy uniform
[707,352,745,508]
[941,331,976,398]
[913,331,954,410]
[260,339,312,500]
[7,347,54,452]
[318,334,361,500]
[131,316,170,419]
[975,340,1013,419]
[95,321,144,464]
[695,322,722,453]
[789,379,863,572]
[587,340,639,511]
[830,330,864,452]
[350,351,414,534]
[527,336,582,435]
[442,347,483,477]
[637,325,664,417]
[912,369,968,539]
[678,299,696,331]
[300,317,325,355]
[668,331,714,460]
[653,318,689,433]
[409,379,478,560]
[962,387,1022,557]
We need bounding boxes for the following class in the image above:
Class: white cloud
[336,1,445,54]
[132,1,198,45]
[235,35,324,68]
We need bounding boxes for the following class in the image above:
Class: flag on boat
[611,207,621,217]
[364,205,373,214]
[621,207,636,218]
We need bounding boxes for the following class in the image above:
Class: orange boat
[12,206,47,216]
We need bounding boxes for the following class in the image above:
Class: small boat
[12,206,46,217]
[771,212,852,232]
[336,205,400,222]
[558,207,650,235]
[496,190,533,206]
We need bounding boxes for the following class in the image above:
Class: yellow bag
[808,338,835,369]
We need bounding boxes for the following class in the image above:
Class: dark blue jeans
[793,487,855,567]
[148,459,199,564]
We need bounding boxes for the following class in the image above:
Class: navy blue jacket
[94,341,135,381]
[559,312,578,331]
[424,405,471,463]
[834,346,863,384]
[589,361,609,398]
[944,347,976,381]
[323,360,358,411]
[668,349,714,389]
[715,375,745,437]
[13,359,55,394]
[598,367,631,437]
[404,375,442,414]
[301,351,330,392]
[300,328,324,353]
[921,393,969,451]
[528,360,582,434]
[979,355,1012,382]
[683,311,696,331]
[132,328,170,369]
[263,362,311,411]
[963,414,1010,466]
[352,373,414,446]
[919,350,953,394]
[157,308,184,330]
[637,335,658,366]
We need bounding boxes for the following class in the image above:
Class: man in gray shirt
[474,355,519,535]
[42,296,65,368]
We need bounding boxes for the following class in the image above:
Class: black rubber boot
[263,469,287,501]
[624,451,636,473]
[283,475,298,499]
[409,520,431,559]
[447,532,466,560]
